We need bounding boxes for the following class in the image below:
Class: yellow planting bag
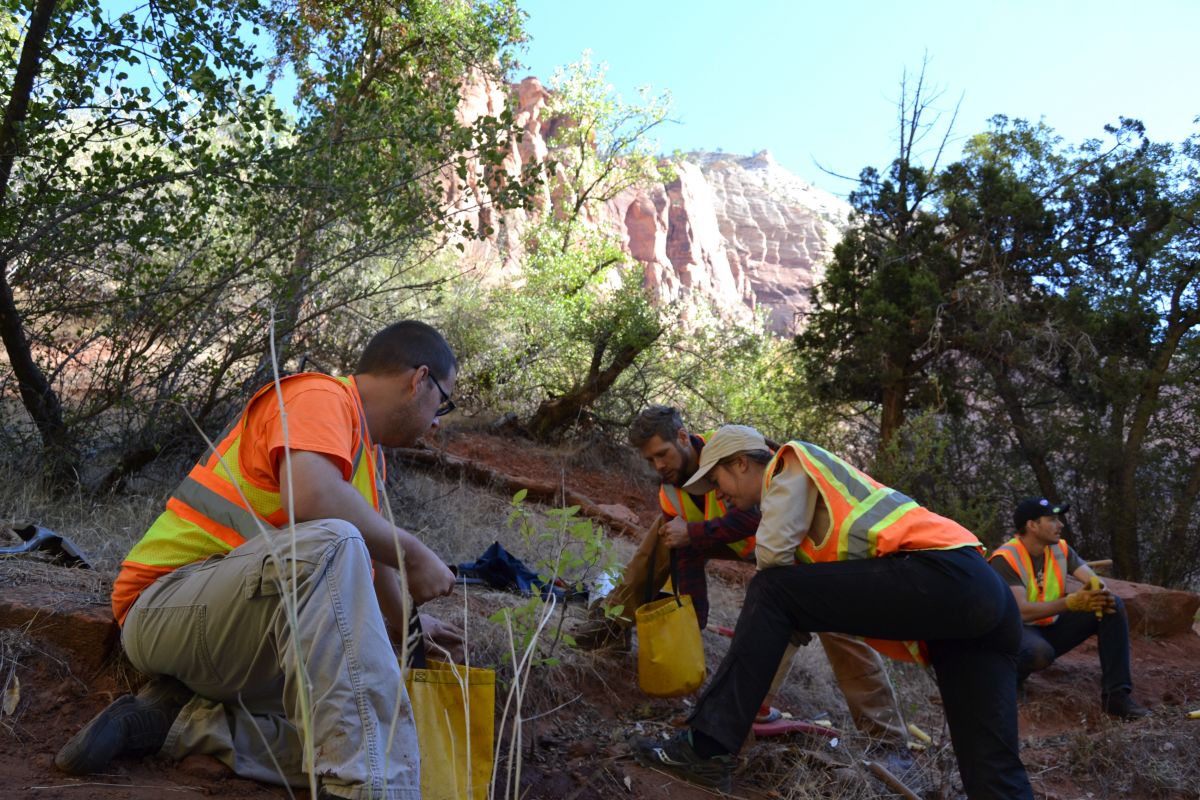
[404,660,495,800]
[635,594,706,697]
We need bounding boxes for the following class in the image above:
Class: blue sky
[513,0,1200,196]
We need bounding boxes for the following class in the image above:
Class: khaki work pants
[608,518,907,746]
[121,519,419,800]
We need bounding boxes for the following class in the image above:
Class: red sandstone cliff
[454,76,851,334]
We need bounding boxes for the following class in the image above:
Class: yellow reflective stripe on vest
[794,442,916,560]
[171,375,374,544]
[842,488,920,560]
[173,475,275,538]
[992,537,1069,625]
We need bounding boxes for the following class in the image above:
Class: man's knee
[259,519,370,570]
[1019,636,1056,672]
[292,518,365,548]
[744,566,804,618]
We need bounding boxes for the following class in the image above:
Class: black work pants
[1018,597,1133,698]
[687,547,1031,800]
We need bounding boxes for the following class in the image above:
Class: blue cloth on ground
[455,541,585,601]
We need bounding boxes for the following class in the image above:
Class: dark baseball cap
[1014,497,1070,531]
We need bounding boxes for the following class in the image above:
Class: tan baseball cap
[682,424,769,493]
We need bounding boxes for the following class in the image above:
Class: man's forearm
[281,450,414,567]
[373,564,411,641]
[687,508,761,546]
[1018,596,1069,622]
[280,450,454,603]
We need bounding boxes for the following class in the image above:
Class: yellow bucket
[635,594,706,697]
[405,660,495,800]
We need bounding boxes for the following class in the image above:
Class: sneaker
[630,731,733,792]
[1102,692,1151,720]
[55,677,191,775]
[754,705,782,724]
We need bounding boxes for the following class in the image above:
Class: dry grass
[1019,714,1200,798]
[0,460,170,580]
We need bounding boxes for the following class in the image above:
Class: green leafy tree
[0,0,276,482]
[0,0,539,489]
[238,0,536,391]
[941,118,1199,581]
[505,54,674,441]
[797,69,965,455]
[796,66,1200,583]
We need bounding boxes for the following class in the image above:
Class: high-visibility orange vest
[764,441,984,665]
[659,434,755,559]
[111,374,383,625]
[988,537,1070,625]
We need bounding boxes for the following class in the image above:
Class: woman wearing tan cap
[631,424,1031,799]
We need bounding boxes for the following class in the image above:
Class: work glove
[1064,588,1110,614]
[1088,576,1106,619]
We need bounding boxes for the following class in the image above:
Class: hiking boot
[572,609,630,652]
[1102,692,1151,720]
[630,731,733,792]
[55,677,191,775]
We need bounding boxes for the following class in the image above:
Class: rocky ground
[2,429,1199,799]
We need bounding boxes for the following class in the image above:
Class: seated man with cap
[988,497,1150,720]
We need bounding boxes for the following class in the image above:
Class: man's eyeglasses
[426,370,456,417]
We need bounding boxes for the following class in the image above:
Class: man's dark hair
[629,405,684,448]
[356,321,457,381]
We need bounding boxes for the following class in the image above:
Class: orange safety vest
[988,537,1070,625]
[111,374,383,625]
[659,434,755,559]
[764,441,984,665]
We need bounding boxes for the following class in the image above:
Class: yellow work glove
[1064,589,1105,613]
[1088,576,1105,620]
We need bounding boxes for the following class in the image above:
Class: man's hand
[403,540,456,604]
[419,613,466,664]
[1065,587,1115,615]
[662,516,690,549]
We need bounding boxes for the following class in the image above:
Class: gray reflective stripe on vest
[843,488,919,560]
[793,441,915,560]
[797,442,873,502]
[172,475,274,538]
[661,485,684,517]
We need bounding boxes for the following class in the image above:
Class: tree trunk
[527,331,659,442]
[0,0,77,485]
[985,361,1062,501]
[1107,309,1198,581]
[1155,454,1200,587]
[878,378,907,456]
